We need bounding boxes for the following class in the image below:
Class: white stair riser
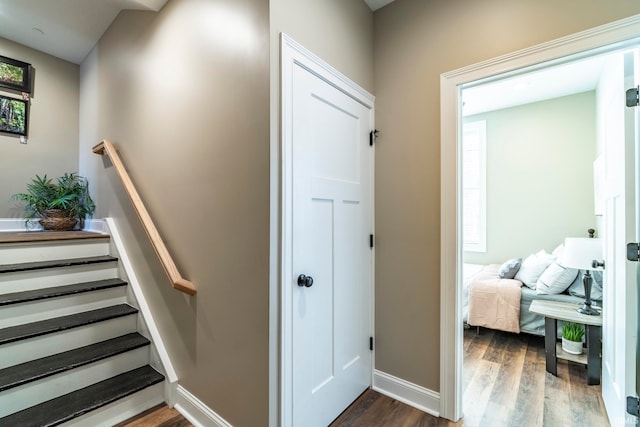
[58,382,165,427]
[0,315,137,369]
[0,232,167,425]
[0,287,127,328]
[0,240,111,264]
[0,346,150,417]
[0,264,118,293]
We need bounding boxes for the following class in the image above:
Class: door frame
[279,33,375,427]
[440,15,640,422]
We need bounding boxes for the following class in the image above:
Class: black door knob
[297,274,314,287]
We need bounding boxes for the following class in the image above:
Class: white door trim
[280,33,375,427]
[440,14,640,422]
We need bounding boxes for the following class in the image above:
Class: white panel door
[602,50,638,427]
[291,63,372,427]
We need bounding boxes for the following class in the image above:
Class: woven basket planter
[38,209,77,231]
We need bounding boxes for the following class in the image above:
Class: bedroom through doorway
[458,45,634,426]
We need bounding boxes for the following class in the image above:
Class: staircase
[0,231,166,426]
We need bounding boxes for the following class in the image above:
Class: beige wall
[0,37,79,217]
[464,92,597,265]
[270,0,374,94]
[373,0,640,392]
[79,1,270,425]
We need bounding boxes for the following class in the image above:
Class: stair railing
[93,140,196,296]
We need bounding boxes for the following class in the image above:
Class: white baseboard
[0,218,38,231]
[372,369,440,417]
[174,386,233,427]
[103,218,178,395]
[0,218,107,233]
[83,218,107,234]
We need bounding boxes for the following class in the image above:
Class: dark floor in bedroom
[463,326,610,427]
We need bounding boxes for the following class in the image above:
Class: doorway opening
[440,16,640,424]
[458,47,629,425]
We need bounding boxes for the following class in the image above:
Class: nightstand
[529,300,603,385]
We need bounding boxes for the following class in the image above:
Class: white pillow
[535,262,579,295]
[515,251,556,289]
[552,244,564,259]
[536,249,556,261]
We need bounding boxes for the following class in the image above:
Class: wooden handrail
[93,140,196,296]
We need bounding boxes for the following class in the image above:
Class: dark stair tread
[0,278,128,306]
[0,304,138,345]
[0,255,118,274]
[0,333,150,392]
[0,365,164,427]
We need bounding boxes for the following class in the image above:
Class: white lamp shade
[562,237,603,270]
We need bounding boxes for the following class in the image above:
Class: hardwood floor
[462,327,609,427]
[119,328,610,426]
[333,328,609,426]
[330,389,457,427]
[116,404,193,427]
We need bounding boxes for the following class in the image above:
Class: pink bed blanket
[468,264,522,333]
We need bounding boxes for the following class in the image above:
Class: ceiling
[0,0,168,64]
[462,53,615,116]
[363,0,395,11]
[0,0,614,113]
[0,0,394,64]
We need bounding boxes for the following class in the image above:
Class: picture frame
[0,95,28,136]
[0,55,32,93]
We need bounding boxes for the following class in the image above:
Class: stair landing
[0,231,108,244]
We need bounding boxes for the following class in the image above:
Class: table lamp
[562,237,603,316]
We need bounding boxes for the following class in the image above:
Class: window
[462,120,486,252]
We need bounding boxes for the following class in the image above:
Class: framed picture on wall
[0,55,32,93]
[0,95,28,136]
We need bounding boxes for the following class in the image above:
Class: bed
[462,256,603,336]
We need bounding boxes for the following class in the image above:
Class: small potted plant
[12,173,95,231]
[562,322,585,355]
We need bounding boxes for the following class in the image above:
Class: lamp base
[578,270,600,316]
[577,304,600,316]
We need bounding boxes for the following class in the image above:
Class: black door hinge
[370,337,374,351]
[627,86,639,107]
[369,129,379,146]
[627,242,640,262]
[369,234,374,249]
[627,396,640,417]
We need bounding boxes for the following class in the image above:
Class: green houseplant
[562,322,585,355]
[12,173,95,231]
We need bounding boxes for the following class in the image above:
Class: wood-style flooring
[116,404,192,427]
[461,327,609,427]
[330,388,454,427]
[120,327,610,426]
